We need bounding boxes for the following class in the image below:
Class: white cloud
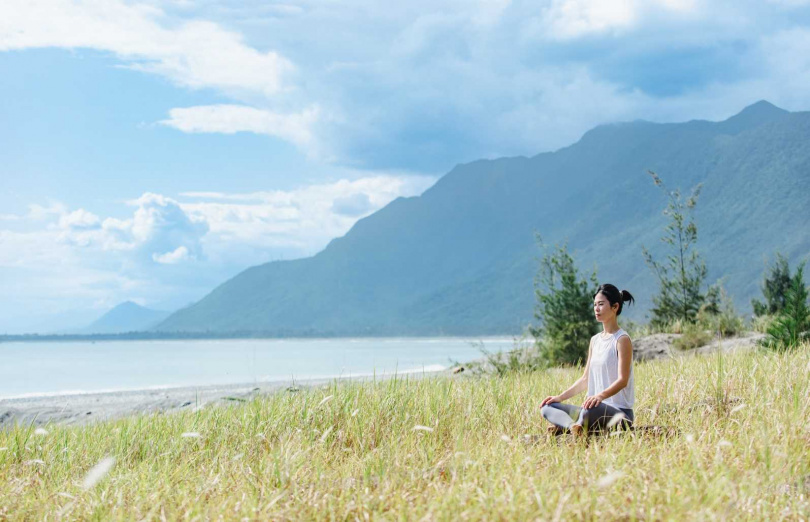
[0,0,316,152]
[27,202,67,221]
[59,209,101,230]
[542,0,638,39]
[160,104,319,149]
[0,0,293,98]
[0,174,437,332]
[179,174,437,257]
[153,245,191,264]
[538,0,701,40]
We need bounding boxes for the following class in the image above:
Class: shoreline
[0,368,452,429]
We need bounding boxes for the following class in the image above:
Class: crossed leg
[541,402,633,433]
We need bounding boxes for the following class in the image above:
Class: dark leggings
[541,402,634,432]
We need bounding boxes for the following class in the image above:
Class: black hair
[593,283,635,316]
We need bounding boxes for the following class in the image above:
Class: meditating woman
[539,284,635,438]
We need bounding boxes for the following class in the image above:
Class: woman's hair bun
[620,290,635,305]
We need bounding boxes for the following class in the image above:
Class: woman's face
[593,292,618,323]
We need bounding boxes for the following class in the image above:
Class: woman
[539,284,635,438]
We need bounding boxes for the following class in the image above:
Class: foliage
[751,314,776,334]
[642,171,708,326]
[761,263,810,351]
[752,253,794,316]
[478,337,546,376]
[672,321,714,350]
[699,284,745,338]
[1,349,809,519]
[530,239,600,366]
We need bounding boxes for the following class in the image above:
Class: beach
[0,368,458,428]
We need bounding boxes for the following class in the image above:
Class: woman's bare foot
[570,424,585,439]
[547,425,566,437]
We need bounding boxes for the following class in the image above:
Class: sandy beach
[0,381,289,428]
[0,366,458,429]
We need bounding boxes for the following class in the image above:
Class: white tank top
[587,329,634,409]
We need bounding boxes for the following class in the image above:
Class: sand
[0,373,435,429]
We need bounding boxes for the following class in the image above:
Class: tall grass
[1,346,808,519]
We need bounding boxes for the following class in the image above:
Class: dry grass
[1,345,809,520]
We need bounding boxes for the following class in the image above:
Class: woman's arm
[540,336,594,407]
[582,336,632,408]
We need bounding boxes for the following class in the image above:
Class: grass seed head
[413,425,434,432]
[606,413,626,429]
[181,432,201,438]
[82,457,116,490]
[34,428,48,436]
[730,403,746,414]
[596,471,623,489]
[320,426,334,442]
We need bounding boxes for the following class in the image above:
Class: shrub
[530,239,599,366]
[699,284,744,338]
[642,171,709,326]
[761,263,810,351]
[673,322,713,350]
[752,253,793,316]
[478,338,546,376]
[751,314,776,334]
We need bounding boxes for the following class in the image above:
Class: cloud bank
[0,175,435,332]
[5,1,810,170]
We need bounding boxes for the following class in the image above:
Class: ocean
[0,337,514,398]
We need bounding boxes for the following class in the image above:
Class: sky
[2,0,810,333]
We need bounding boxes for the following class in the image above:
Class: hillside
[155,101,810,335]
[82,301,171,334]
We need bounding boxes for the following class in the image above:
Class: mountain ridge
[154,101,810,336]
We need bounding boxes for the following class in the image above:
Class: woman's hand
[540,395,562,407]
[582,394,604,409]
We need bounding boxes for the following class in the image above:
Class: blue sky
[2,0,810,333]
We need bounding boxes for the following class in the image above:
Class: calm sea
[0,337,513,398]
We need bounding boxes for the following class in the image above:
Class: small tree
[530,238,599,366]
[752,253,793,316]
[642,171,707,326]
[761,263,810,351]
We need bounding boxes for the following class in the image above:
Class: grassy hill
[155,101,810,336]
[1,345,808,519]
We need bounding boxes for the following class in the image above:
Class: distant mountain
[155,101,810,336]
[82,302,171,334]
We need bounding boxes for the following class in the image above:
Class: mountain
[154,101,810,336]
[82,302,171,334]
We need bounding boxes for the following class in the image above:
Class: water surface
[0,337,512,398]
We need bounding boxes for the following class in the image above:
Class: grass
[1,346,809,520]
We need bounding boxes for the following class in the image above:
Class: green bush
[761,263,810,351]
[699,285,744,338]
[642,171,709,326]
[530,239,599,367]
[478,339,546,376]
[752,253,794,317]
[751,314,776,334]
[673,322,713,350]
